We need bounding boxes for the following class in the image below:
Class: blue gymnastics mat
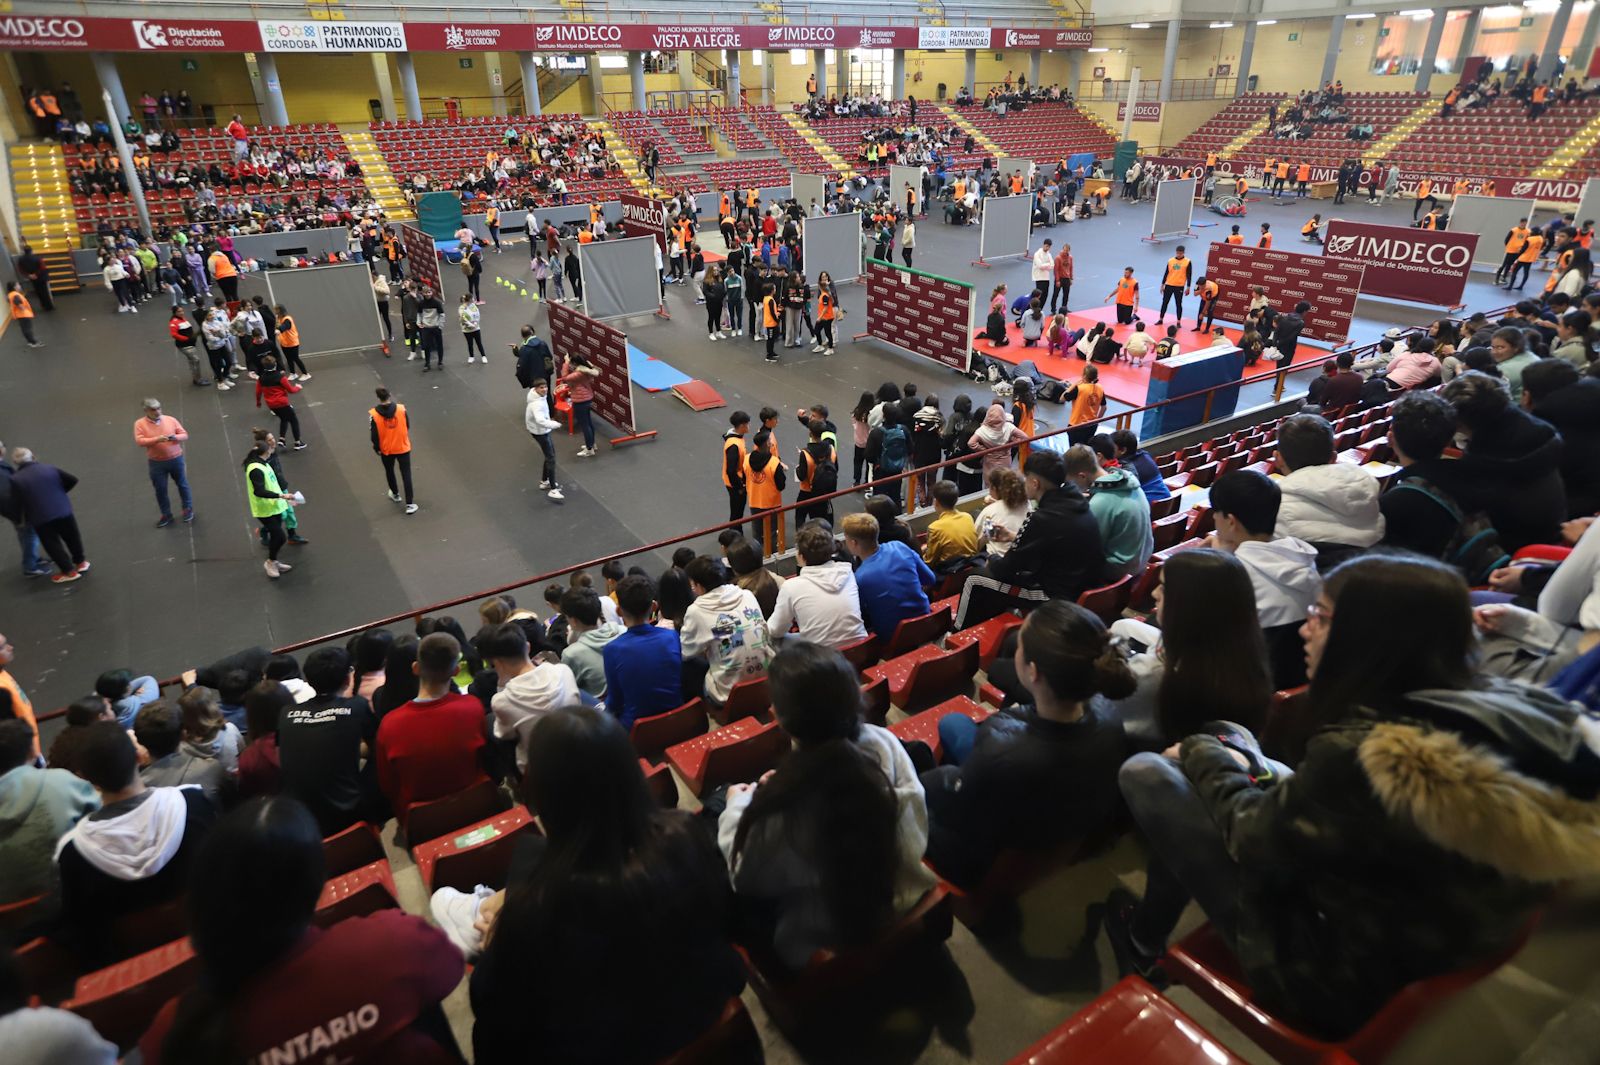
[629,344,692,392]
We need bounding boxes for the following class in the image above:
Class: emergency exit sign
[1288,31,1299,41]
[182,59,198,71]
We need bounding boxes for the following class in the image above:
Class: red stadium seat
[665,718,790,795]
[944,611,1024,669]
[632,697,709,764]
[1008,975,1251,1064]
[710,675,771,726]
[897,641,981,713]
[0,893,50,941]
[1148,494,1181,520]
[405,778,508,848]
[887,695,994,760]
[934,838,1089,931]
[64,938,199,1051]
[14,935,80,1005]
[642,759,681,808]
[1076,575,1133,625]
[837,633,881,672]
[882,604,954,659]
[314,859,401,927]
[1151,511,1192,553]
[658,996,765,1065]
[860,675,891,726]
[109,896,187,961]
[413,808,537,894]
[322,821,385,878]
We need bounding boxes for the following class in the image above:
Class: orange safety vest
[1114,276,1138,305]
[1534,85,1549,103]
[746,454,781,508]
[370,404,411,455]
[1200,280,1218,301]
[719,195,731,218]
[1069,382,1104,426]
[953,179,966,200]
[796,444,835,491]
[746,189,758,207]
[1483,180,1496,196]
[1259,231,1273,249]
[1163,257,1188,288]
[1010,175,1023,194]
[384,236,400,261]
[1296,164,1311,182]
[1276,162,1290,179]
[8,291,33,319]
[39,93,59,116]
[1505,226,1529,254]
[278,315,300,349]
[1264,158,1277,177]
[1580,229,1595,249]
[27,95,44,118]
[1206,152,1218,168]
[486,205,499,225]
[589,204,601,225]
[1452,179,1468,198]
[1235,177,1248,197]
[762,295,779,329]
[817,291,835,320]
[1519,233,1545,263]
[806,75,817,93]
[208,251,237,279]
[1417,180,1433,199]
[722,433,747,488]
[1226,233,1244,245]
[578,229,594,244]
[1421,213,1439,230]
[1302,219,1319,235]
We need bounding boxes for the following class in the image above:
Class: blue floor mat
[629,345,693,391]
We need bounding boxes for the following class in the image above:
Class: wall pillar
[90,52,130,127]
[836,48,849,96]
[678,51,697,94]
[727,51,741,107]
[1571,7,1600,85]
[589,54,608,113]
[371,54,397,121]
[1236,21,1258,97]
[520,52,543,117]
[396,52,423,120]
[892,49,906,98]
[964,48,977,92]
[1068,50,1082,97]
[1158,19,1181,102]
[486,52,507,117]
[255,53,289,126]
[1028,49,1041,90]
[814,50,827,98]
[1537,0,1578,82]
[1456,8,1482,68]
[1321,12,1346,88]
[1415,8,1448,93]
[629,51,647,110]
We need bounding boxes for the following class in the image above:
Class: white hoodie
[1274,463,1386,549]
[767,561,869,648]
[55,786,193,881]
[524,388,559,436]
[491,662,581,770]
[1234,535,1324,628]
[680,584,774,704]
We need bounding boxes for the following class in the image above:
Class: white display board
[803,210,864,284]
[579,235,665,320]
[1576,178,1600,231]
[977,193,1033,263]
[1148,176,1197,243]
[791,172,828,213]
[1447,194,1540,268]
[888,163,925,212]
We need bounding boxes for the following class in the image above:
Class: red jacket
[255,373,301,410]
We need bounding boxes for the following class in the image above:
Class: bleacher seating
[657,110,716,155]
[804,112,988,176]
[608,111,686,166]
[369,115,634,204]
[702,158,792,190]
[1169,92,1286,160]
[1386,97,1600,181]
[747,105,837,177]
[1009,975,1254,1064]
[1230,92,1427,172]
[707,108,768,151]
[954,102,1118,165]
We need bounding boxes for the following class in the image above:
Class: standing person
[251,428,308,547]
[459,294,487,364]
[485,201,502,252]
[703,264,727,341]
[722,411,751,528]
[564,245,583,305]
[102,254,136,313]
[531,251,549,301]
[1194,275,1219,334]
[1497,219,1531,286]
[1106,267,1139,325]
[134,398,193,528]
[9,447,88,583]
[167,306,208,387]
[513,325,553,393]
[6,283,40,349]
[901,218,916,267]
[1063,366,1106,446]
[272,305,309,381]
[560,352,601,457]
[201,303,235,389]
[207,244,238,302]
[1156,245,1192,327]
[416,286,445,371]
[1050,242,1074,315]
[0,443,50,578]
[254,356,307,451]
[463,242,484,304]
[524,379,564,501]
[1507,229,1545,290]
[15,244,53,312]
[761,283,781,362]
[784,270,809,349]
[1030,240,1054,303]
[399,280,420,358]
[745,429,787,554]
[242,436,295,580]
[370,388,418,514]
[383,228,406,282]
[724,261,745,337]
[812,279,838,356]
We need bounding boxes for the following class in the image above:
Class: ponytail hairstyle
[853,390,875,424]
[733,642,898,949]
[1154,549,1271,740]
[160,797,325,1063]
[1016,600,1137,705]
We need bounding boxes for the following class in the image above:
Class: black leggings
[205,345,231,379]
[280,345,308,375]
[814,318,835,348]
[463,331,486,358]
[377,300,393,340]
[468,274,481,300]
[273,404,303,444]
[34,515,85,573]
[706,299,724,333]
[381,451,414,504]
[853,446,868,486]
[258,515,285,560]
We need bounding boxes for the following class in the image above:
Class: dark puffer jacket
[1438,406,1565,551]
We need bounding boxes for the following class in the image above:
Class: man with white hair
[8,447,89,583]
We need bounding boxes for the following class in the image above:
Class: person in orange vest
[1442,85,1461,117]
[1482,179,1497,197]
[1496,218,1531,285]
[1263,156,1277,191]
[1507,229,1545,291]
[25,86,49,138]
[1295,162,1312,198]
[1418,207,1443,231]
[745,429,787,553]
[1258,222,1273,249]
[722,410,750,527]
[1106,266,1140,325]
[485,202,501,253]
[1010,171,1024,195]
[1205,151,1219,173]
[1225,223,1244,245]
[761,283,781,362]
[273,303,309,380]
[1234,174,1249,201]
[745,187,759,223]
[1302,214,1324,244]
[370,387,417,514]
[1451,177,1469,201]
[1194,275,1220,333]
[383,230,405,283]
[813,282,838,356]
[207,245,239,302]
[6,283,40,349]
[793,418,838,527]
[1413,177,1437,222]
[806,73,818,98]
[1529,80,1550,120]
[1156,246,1192,327]
[1273,160,1290,198]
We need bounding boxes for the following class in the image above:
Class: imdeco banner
[1323,220,1477,307]
[864,260,974,373]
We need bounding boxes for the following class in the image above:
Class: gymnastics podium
[1139,345,1246,440]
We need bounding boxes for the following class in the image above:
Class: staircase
[8,143,80,292]
[341,129,412,219]
[782,112,855,181]
[592,119,654,193]
[1082,108,1121,142]
[692,52,728,92]
[1534,107,1600,178]
[920,0,948,26]
[1361,96,1442,166]
[503,66,585,116]
[939,103,1001,156]
[1219,115,1272,157]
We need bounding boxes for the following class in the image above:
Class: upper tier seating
[1384,96,1600,179]
[370,115,634,204]
[1229,92,1427,171]
[1169,93,1286,159]
[954,102,1117,164]
[747,106,837,177]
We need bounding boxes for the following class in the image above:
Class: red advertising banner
[618,193,669,252]
[1203,243,1363,344]
[863,259,974,373]
[1117,103,1164,123]
[546,301,636,436]
[1223,156,1590,204]
[397,223,442,297]
[0,16,1088,52]
[1323,220,1477,308]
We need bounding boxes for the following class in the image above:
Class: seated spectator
[484,621,580,774]
[214,668,258,733]
[975,467,1031,556]
[1474,518,1600,682]
[1272,413,1385,571]
[0,949,116,1062]
[375,633,489,819]
[602,575,684,729]
[138,796,464,1064]
[865,495,916,548]
[94,669,159,729]
[1065,444,1154,580]
[236,680,288,800]
[54,722,216,964]
[1489,326,1539,403]
[0,718,97,910]
[1522,358,1600,518]
[1385,335,1443,390]
[1208,470,1323,688]
[263,653,315,705]
[463,708,744,1061]
[558,588,623,698]
[956,452,1108,627]
[1111,430,1172,505]
[679,556,775,706]
[923,481,978,568]
[767,521,869,649]
[136,700,227,805]
[45,695,133,777]
[718,642,934,967]
[923,601,1132,888]
[351,628,394,703]
[842,513,935,640]
[277,647,379,834]
[1104,556,1591,1038]
[726,537,784,618]
[1439,371,1566,551]
[1320,352,1366,408]
[369,635,420,719]
[176,686,243,774]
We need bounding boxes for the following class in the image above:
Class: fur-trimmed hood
[1358,679,1600,883]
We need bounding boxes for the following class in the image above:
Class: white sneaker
[430,884,494,960]
[547,488,565,500]
[735,329,743,336]
[539,479,552,489]
[468,355,477,363]
[117,306,129,313]
[130,307,138,314]
[264,559,280,579]
[387,490,402,503]
[407,351,417,361]
[824,347,835,356]
[716,331,727,339]
[216,382,231,391]
[298,373,311,381]
[405,503,419,515]
[709,333,719,341]
[811,344,824,353]
[274,560,293,572]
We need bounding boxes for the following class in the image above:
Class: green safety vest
[246,461,287,519]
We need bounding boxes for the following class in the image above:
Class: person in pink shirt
[133,397,192,527]
[1384,336,1444,391]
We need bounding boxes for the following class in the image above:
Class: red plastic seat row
[664,716,789,795]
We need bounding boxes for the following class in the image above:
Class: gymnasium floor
[4,178,1594,1063]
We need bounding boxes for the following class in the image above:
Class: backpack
[879,425,909,474]
[1388,478,1510,585]
[804,444,838,494]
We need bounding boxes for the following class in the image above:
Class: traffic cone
[521,288,529,297]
